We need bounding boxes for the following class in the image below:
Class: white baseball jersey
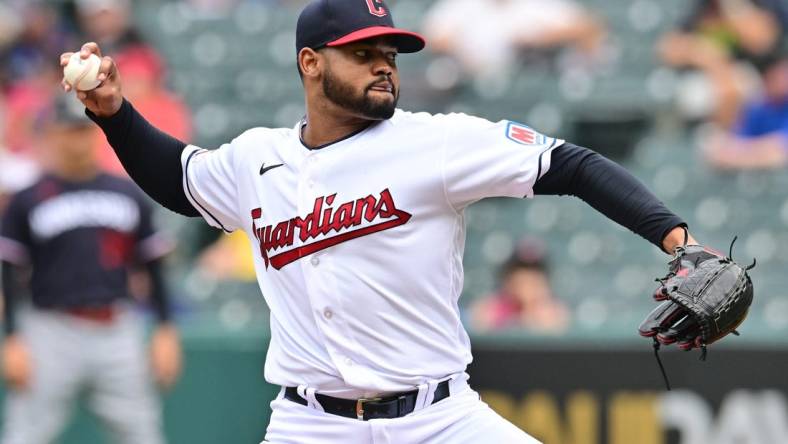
[181,111,563,397]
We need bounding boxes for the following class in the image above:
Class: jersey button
[344,357,353,366]
[323,309,333,319]
[310,256,320,266]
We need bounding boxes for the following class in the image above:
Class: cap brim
[326,26,426,53]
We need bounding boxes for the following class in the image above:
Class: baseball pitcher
[58,0,752,442]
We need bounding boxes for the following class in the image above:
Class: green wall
[0,331,279,444]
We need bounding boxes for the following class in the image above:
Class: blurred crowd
[428,0,788,333]
[0,0,192,181]
[423,0,606,80]
[660,0,788,170]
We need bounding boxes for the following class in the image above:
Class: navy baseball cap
[296,0,426,54]
[35,94,92,131]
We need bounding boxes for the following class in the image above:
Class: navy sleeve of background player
[145,258,171,323]
[134,193,175,261]
[132,192,174,323]
[533,143,686,251]
[0,195,32,336]
[87,99,199,217]
[2,261,19,336]
[0,194,32,266]
[137,198,156,239]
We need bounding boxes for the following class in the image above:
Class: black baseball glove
[639,236,755,358]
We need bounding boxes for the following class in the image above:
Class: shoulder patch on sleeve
[505,121,550,146]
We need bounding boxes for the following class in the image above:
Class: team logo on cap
[505,122,548,146]
[365,0,387,17]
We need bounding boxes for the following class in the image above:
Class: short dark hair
[498,237,549,280]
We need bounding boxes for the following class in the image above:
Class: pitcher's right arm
[60,43,198,217]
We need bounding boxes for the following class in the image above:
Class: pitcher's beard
[323,69,398,120]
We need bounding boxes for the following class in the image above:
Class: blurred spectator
[1,1,76,154]
[186,0,241,16]
[3,79,57,156]
[197,232,257,282]
[470,238,569,333]
[423,0,605,79]
[75,0,193,175]
[0,94,180,444]
[74,0,142,55]
[0,2,23,52]
[659,0,788,127]
[704,49,788,170]
[0,2,73,87]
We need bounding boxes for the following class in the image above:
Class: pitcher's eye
[355,50,368,58]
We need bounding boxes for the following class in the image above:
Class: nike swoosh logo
[260,163,284,175]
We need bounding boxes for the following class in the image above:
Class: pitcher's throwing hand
[60,42,123,117]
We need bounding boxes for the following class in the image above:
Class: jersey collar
[296,118,379,151]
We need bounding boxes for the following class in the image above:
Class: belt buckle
[355,397,381,420]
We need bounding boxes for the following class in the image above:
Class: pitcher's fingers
[80,42,102,58]
[97,56,115,82]
[61,78,72,92]
[60,52,74,67]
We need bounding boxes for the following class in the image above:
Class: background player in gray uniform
[0,95,181,444]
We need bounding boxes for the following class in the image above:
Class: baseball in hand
[63,52,102,91]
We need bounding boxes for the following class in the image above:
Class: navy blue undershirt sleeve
[533,143,686,251]
[145,258,171,323]
[86,99,199,217]
[2,261,18,336]
[1,193,29,336]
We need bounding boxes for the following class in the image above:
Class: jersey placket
[297,151,374,388]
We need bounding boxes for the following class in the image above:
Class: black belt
[283,380,450,421]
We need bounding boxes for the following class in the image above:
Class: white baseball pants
[262,376,540,444]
